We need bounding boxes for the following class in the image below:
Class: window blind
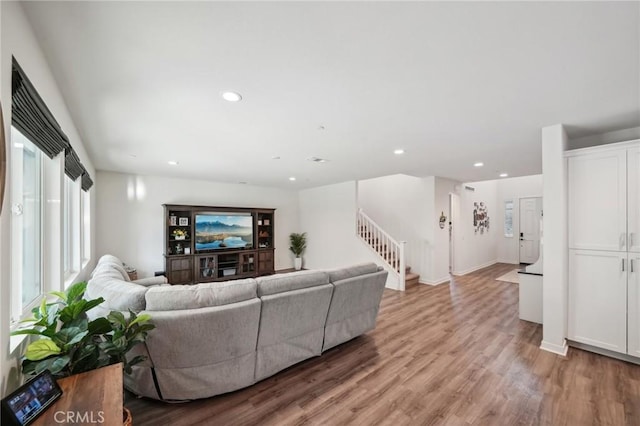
[64,147,83,181]
[81,166,94,192]
[11,57,70,159]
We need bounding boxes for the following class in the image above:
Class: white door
[568,249,627,353]
[629,253,640,357]
[568,149,627,251]
[628,147,640,253]
[449,193,460,274]
[519,197,542,264]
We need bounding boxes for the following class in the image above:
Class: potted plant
[11,281,155,379]
[289,232,307,270]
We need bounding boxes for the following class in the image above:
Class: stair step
[405,272,420,288]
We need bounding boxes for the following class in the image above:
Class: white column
[540,124,569,355]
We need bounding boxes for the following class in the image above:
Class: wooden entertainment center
[163,204,275,284]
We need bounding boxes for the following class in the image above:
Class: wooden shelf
[163,205,275,284]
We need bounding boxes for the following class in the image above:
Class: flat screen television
[195,212,254,252]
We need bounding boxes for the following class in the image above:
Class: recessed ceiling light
[168,161,179,166]
[499,173,509,178]
[318,125,325,131]
[289,177,296,181]
[239,181,247,184]
[271,156,281,160]
[394,149,405,155]
[222,91,242,102]
[474,162,484,167]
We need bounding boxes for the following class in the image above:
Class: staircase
[356,209,420,291]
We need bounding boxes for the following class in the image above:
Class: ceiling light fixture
[221,91,242,102]
[271,156,281,160]
[474,162,484,167]
[289,177,296,181]
[168,161,179,166]
[499,173,509,178]
[394,149,405,155]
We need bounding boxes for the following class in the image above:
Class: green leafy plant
[289,232,307,257]
[11,281,155,378]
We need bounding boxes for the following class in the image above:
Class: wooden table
[32,363,123,426]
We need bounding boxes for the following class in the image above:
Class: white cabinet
[629,147,640,253]
[567,140,640,357]
[568,250,627,353]
[568,149,627,251]
[628,252,640,357]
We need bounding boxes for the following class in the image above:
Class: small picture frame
[179,217,189,226]
[170,215,177,226]
[264,219,270,226]
[184,247,191,255]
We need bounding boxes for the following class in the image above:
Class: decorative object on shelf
[439,211,447,229]
[179,217,189,226]
[170,215,177,226]
[175,243,183,254]
[264,219,270,226]
[289,232,307,271]
[10,281,155,379]
[184,247,191,255]
[473,202,489,234]
[172,229,188,240]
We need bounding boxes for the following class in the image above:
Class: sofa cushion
[326,262,380,283]
[256,270,330,297]
[91,262,130,281]
[86,276,148,312]
[145,278,257,311]
[98,254,123,265]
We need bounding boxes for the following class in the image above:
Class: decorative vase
[294,257,302,270]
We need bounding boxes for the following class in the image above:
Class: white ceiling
[21,1,640,189]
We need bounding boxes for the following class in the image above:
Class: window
[81,189,91,264]
[504,200,514,237]
[10,128,44,321]
[64,175,81,282]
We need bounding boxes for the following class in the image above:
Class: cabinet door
[628,253,640,357]
[629,147,640,253]
[568,250,627,353]
[568,150,627,251]
[167,256,193,284]
[258,250,274,274]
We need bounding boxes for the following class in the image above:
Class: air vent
[307,157,329,163]
[464,185,475,191]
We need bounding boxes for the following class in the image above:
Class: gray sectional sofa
[86,255,388,401]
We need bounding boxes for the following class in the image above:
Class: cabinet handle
[632,259,635,273]
[631,233,635,247]
[621,233,627,250]
[622,258,625,272]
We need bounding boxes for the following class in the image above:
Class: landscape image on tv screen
[195,213,253,251]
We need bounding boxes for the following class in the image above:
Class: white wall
[496,175,543,264]
[96,171,300,276]
[358,174,430,279]
[453,180,498,275]
[1,1,96,395]
[426,177,459,284]
[298,181,399,288]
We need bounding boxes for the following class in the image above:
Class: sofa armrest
[133,276,168,287]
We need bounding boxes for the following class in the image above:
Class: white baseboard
[419,276,450,286]
[497,258,519,265]
[540,339,568,356]
[452,259,498,276]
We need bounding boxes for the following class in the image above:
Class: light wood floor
[126,263,640,425]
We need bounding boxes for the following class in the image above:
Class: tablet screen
[2,370,62,426]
